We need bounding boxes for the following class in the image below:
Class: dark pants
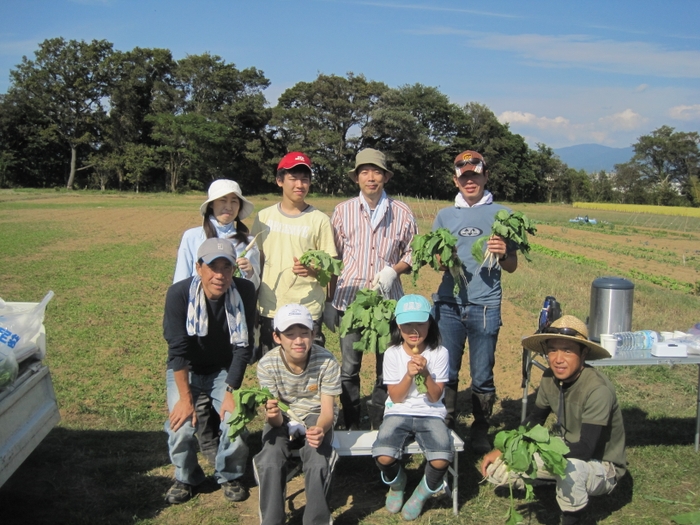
[339,327,387,429]
[195,393,220,459]
[253,414,336,525]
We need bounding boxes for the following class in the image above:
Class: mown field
[1,189,699,525]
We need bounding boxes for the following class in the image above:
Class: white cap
[273,303,314,332]
[200,179,254,220]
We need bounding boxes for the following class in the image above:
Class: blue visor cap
[394,294,432,325]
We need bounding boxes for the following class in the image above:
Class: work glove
[486,458,525,490]
[323,301,339,333]
[371,266,397,297]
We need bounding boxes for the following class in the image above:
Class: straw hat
[199,179,254,220]
[521,315,610,360]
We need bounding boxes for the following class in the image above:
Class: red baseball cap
[277,152,312,171]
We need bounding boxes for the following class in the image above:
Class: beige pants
[486,454,618,512]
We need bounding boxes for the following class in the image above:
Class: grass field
[1,189,700,525]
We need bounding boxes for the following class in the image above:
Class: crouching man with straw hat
[480,315,627,525]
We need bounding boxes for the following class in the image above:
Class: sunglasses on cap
[454,158,484,169]
[542,326,586,338]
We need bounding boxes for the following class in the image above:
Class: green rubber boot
[400,475,443,521]
[381,467,407,514]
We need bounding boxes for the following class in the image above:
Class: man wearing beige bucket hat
[328,148,418,429]
[480,315,627,525]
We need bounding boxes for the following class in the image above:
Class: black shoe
[222,479,249,502]
[165,480,194,504]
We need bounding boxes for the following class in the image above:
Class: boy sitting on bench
[253,303,341,525]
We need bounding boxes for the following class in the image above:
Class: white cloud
[498,111,570,129]
[668,104,700,121]
[598,109,647,131]
[635,84,648,93]
[416,28,700,78]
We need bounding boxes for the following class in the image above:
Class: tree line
[0,37,698,205]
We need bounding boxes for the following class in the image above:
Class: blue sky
[1,0,699,149]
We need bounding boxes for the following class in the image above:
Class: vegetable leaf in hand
[227,386,289,440]
[472,210,537,269]
[410,228,466,296]
[299,250,344,287]
[339,288,396,354]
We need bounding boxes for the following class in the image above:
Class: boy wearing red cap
[251,152,337,357]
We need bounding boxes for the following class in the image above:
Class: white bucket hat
[199,179,254,220]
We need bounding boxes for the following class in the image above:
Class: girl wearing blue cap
[371,294,453,521]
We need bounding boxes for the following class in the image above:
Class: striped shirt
[257,345,341,422]
[331,194,418,311]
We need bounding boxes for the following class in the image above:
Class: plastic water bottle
[613,330,660,358]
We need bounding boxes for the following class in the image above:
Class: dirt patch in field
[535,224,700,285]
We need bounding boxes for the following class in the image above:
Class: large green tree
[364,83,461,198]
[159,53,271,191]
[631,125,700,204]
[101,47,175,190]
[8,38,114,188]
[272,73,388,193]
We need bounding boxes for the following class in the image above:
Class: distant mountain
[553,144,634,173]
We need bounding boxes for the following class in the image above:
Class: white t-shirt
[382,343,449,419]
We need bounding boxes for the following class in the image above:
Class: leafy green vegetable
[471,210,537,269]
[410,228,466,296]
[339,288,396,354]
[492,424,570,525]
[414,374,427,393]
[227,386,289,440]
[299,250,344,287]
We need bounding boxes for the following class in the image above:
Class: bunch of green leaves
[414,374,427,393]
[410,228,466,295]
[299,250,344,287]
[339,288,396,354]
[493,424,570,525]
[227,386,289,440]
[472,210,537,268]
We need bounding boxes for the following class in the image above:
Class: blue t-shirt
[432,202,513,306]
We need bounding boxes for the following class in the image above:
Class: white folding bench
[290,429,464,515]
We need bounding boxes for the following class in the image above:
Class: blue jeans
[433,302,502,394]
[165,369,249,486]
[372,415,454,462]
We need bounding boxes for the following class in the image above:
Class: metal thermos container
[588,276,634,342]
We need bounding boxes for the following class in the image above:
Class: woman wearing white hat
[173,179,260,290]
[172,179,260,467]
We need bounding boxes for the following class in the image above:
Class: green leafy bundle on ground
[493,424,570,525]
[410,228,466,295]
[339,288,396,354]
[472,210,537,269]
[299,249,344,287]
[227,386,289,440]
